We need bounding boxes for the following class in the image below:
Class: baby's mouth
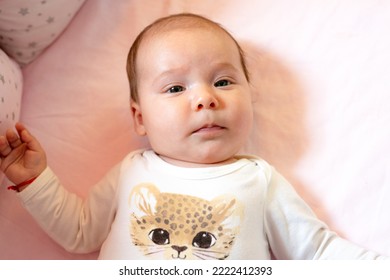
[193,124,225,134]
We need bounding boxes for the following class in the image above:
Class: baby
[0,13,387,260]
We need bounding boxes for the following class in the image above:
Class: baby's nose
[192,88,219,111]
[197,100,216,110]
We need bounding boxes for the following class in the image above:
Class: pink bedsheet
[0,0,389,259]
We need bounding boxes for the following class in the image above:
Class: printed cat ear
[129,183,161,217]
[211,195,243,229]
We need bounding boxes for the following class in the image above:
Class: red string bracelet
[7,177,38,192]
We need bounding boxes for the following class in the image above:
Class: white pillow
[0,0,85,65]
[0,48,23,184]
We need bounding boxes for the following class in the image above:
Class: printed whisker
[193,248,226,255]
[192,253,207,260]
[193,251,221,260]
[145,249,165,256]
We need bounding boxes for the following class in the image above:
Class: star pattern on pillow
[0,0,85,65]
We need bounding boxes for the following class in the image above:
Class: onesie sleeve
[263,167,388,260]
[16,165,120,254]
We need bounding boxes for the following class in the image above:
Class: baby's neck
[158,154,237,168]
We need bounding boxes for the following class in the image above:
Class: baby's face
[132,27,253,166]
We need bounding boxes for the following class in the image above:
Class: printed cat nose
[171,245,188,253]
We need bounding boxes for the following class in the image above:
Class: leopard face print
[129,183,243,260]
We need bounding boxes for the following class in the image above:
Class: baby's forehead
[149,15,220,33]
[142,16,231,44]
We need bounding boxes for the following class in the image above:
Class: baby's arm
[1,123,119,254]
[19,165,119,254]
[0,123,47,189]
[264,166,388,260]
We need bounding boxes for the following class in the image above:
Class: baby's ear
[131,102,147,136]
[129,183,160,216]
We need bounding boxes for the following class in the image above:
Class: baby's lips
[192,123,226,134]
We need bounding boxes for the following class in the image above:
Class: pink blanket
[1,0,389,259]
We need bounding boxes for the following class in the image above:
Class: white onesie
[18,149,387,259]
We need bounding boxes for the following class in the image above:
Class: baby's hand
[0,123,47,186]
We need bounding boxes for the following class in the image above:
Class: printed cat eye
[192,231,217,249]
[148,228,170,245]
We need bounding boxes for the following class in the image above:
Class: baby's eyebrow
[152,62,240,85]
[212,62,240,73]
[153,67,188,84]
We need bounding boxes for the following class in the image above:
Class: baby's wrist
[7,176,38,192]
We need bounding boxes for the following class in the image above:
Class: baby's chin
[158,153,238,168]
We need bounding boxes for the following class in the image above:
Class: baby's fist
[0,123,47,186]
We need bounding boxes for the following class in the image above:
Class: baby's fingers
[0,125,24,157]
[6,127,23,149]
[0,134,12,157]
[17,125,43,154]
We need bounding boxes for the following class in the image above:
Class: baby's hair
[126,13,250,102]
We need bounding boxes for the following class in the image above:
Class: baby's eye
[167,85,185,93]
[214,79,231,88]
